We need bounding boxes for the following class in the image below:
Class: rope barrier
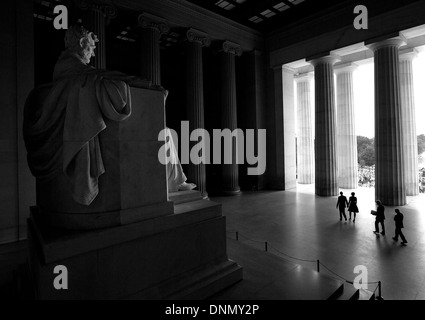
[237,232,266,244]
[319,262,348,282]
[227,229,383,299]
[268,242,317,263]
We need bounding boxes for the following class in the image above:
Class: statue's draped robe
[24,52,136,206]
[164,128,187,192]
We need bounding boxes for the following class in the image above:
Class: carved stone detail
[222,41,242,57]
[138,12,170,35]
[186,28,211,47]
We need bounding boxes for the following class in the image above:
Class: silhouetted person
[393,209,408,245]
[336,191,348,221]
[373,200,385,235]
[348,192,359,222]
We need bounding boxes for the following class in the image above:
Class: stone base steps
[330,282,375,300]
[169,190,203,205]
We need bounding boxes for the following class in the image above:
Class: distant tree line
[357,134,425,166]
[418,134,425,156]
[357,136,375,166]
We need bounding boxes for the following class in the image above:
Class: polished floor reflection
[211,185,425,300]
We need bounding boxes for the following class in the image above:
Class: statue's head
[64,24,99,64]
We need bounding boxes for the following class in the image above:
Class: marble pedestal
[27,196,242,300]
[26,86,242,299]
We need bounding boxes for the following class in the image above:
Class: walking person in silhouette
[393,209,408,245]
[373,200,385,235]
[336,191,349,221]
[348,192,359,222]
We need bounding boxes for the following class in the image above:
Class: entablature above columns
[281,24,425,76]
[399,48,419,61]
[268,0,425,68]
[334,62,359,75]
[307,54,341,67]
[74,0,117,19]
[294,72,314,82]
[281,65,296,74]
[114,0,264,51]
[138,12,170,35]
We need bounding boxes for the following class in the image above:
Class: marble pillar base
[27,198,243,300]
[221,189,242,196]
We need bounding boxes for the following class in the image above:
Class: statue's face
[80,34,97,64]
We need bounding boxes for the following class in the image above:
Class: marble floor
[1,185,424,300]
[210,185,425,300]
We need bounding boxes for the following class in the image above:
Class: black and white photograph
[1,0,425,309]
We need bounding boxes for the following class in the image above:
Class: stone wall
[0,0,35,244]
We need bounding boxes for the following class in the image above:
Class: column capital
[308,54,341,67]
[222,41,242,57]
[272,65,296,74]
[138,12,170,35]
[399,48,419,61]
[74,0,117,19]
[282,65,296,74]
[334,62,359,74]
[366,37,406,52]
[294,72,314,82]
[186,28,211,47]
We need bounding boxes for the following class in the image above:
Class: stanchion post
[317,260,320,272]
[236,231,238,241]
[265,242,268,252]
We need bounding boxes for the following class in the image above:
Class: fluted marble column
[368,38,406,206]
[270,66,296,190]
[138,13,170,85]
[220,41,242,195]
[75,0,117,69]
[295,73,314,184]
[186,29,210,199]
[335,64,358,189]
[310,55,340,196]
[400,50,419,196]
